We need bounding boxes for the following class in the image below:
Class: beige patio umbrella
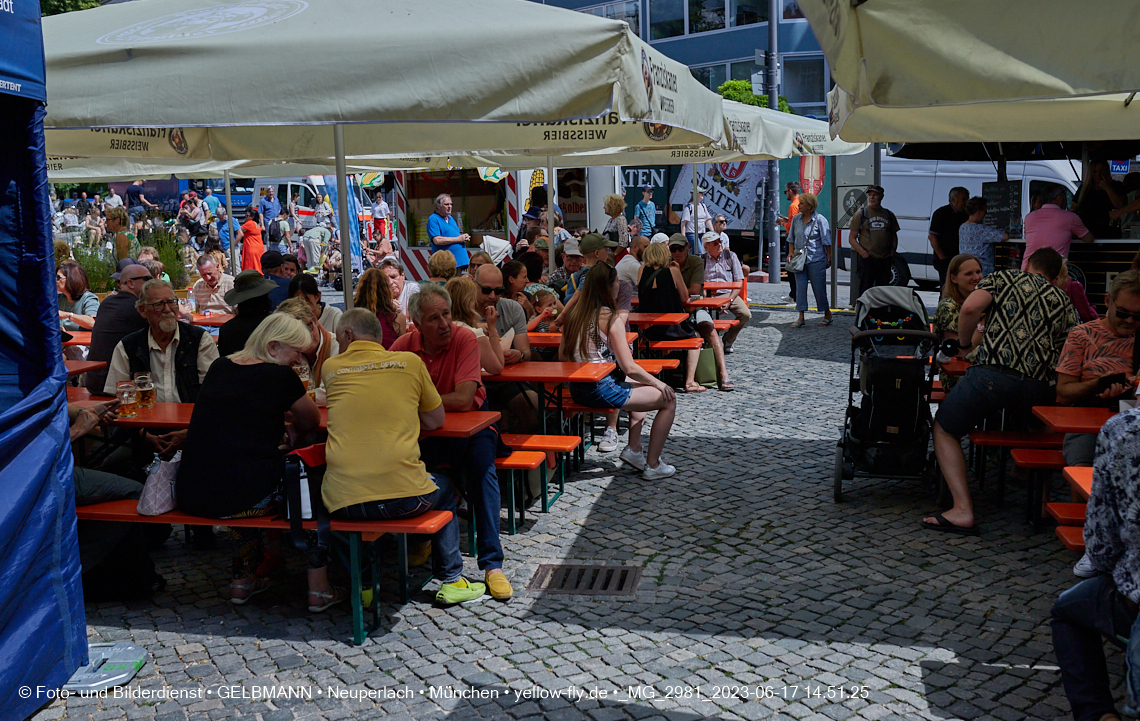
[796,0,1140,141]
[43,0,731,306]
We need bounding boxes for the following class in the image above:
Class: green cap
[580,232,618,254]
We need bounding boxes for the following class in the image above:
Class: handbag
[693,347,719,388]
[786,248,807,274]
[137,451,180,516]
[283,449,330,552]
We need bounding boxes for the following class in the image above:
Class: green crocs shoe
[435,578,487,605]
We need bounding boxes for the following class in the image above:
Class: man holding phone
[1056,270,1140,471]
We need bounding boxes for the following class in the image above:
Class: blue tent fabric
[322,175,363,273]
[0,98,87,720]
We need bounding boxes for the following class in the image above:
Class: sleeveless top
[378,311,399,349]
[637,266,697,341]
[568,317,615,365]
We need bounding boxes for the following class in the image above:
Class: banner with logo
[669,162,764,230]
[0,0,46,101]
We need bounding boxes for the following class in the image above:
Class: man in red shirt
[390,284,512,600]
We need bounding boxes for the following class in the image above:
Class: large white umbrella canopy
[43,0,728,148]
[797,0,1140,142]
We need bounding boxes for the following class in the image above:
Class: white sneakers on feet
[597,427,619,453]
[1073,552,1099,578]
[643,461,676,480]
[780,295,794,304]
[619,446,646,471]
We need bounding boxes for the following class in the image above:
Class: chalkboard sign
[982,180,1022,238]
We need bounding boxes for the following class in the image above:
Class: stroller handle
[849,328,940,344]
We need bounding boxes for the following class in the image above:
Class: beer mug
[294,364,317,401]
[134,373,155,408]
[116,381,138,418]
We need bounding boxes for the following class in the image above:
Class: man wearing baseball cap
[565,233,618,301]
[549,238,583,296]
[847,184,900,298]
[260,250,292,307]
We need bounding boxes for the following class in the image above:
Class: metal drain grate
[527,564,641,596]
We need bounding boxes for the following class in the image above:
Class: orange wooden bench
[75,498,451,645]
[969,430,1064,502]
[494,451,545,535]
[711,319,740,331]
[1047,502,1086,526]
[645,338,705,351]
[1056,525,1085,553]
[930,391,946,403]
[1064,466,1093,500]
[1012,448,1067,530]
[502,434,582,512]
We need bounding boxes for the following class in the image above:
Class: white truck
[877,151,1080,288]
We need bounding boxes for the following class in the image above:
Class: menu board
[982,180,1022,238]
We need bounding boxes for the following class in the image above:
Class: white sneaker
[643,461,676,480]
[597,427,619,453]
[780,295,794,304]
[619,446,647,471]
[1073,552,1099,578]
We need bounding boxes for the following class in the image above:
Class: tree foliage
[717,80,794,114]
[41,0,100,17]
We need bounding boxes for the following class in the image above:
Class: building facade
[541,0,830,117]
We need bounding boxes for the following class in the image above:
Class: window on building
[729,0,767,26]
[783,56,826,111]
[650,0,685,39]
[729,59,761,83]
[782,0,804,19]
[690,64,728,92]
[584,1,641,37]
[688,0,725,33]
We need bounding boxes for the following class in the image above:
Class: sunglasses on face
[57,275,66,281]
[480,286,506,296]
[1115,307,1140,321]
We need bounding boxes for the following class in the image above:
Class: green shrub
[717,80,794,114]
[71,243,115,294]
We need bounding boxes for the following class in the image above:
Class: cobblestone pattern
[37,282,1117,721]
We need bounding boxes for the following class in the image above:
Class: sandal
[230,577,271,605]
[308,585,348,613]
[790,320,805,328]
[683,384,707,393]
[818,317,833,326]
[718,382,735,392]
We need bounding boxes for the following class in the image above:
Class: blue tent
[0,6,88,719]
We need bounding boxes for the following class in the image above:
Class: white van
[251,176,372,234]
[878,151,1080,288]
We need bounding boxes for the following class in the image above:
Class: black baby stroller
[834,286,940,502]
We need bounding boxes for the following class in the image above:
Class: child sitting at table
[527,289,559,361]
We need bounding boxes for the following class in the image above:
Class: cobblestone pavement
[38,281,1116,721]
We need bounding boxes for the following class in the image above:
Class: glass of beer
[116,381,138,418]
[134,373,155,408]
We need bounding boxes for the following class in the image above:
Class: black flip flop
[920,513,979,536]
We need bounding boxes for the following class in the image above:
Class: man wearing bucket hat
[217,270,280,356]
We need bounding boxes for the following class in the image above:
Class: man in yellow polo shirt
[320,308,486,605]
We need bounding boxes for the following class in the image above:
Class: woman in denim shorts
[559,265,678,480]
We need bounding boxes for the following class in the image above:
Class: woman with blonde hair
[933,253,984,392]
[786,192,833,328]
[427,250,457,284]
[275,297,339,382]
[104,205,137,261]
[175,314,336,610]
[352,267,406,348]
[445,276,504,374]
[602,193,630,249]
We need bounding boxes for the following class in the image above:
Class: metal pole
[691,163,699,253]
[547,157,556,275]
[224,169,237,273]
[335,124,354,311]
[766,0,780,283]
[829,157,838,307]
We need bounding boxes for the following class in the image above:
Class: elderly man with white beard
[104,279,220,456]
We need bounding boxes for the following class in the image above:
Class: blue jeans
[1051,575,1139,721]
[332,473,463,583]
[685,232,700,255]
[422,430,504,571]
[794,258,829,313]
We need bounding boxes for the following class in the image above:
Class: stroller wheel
[833,443,845,503]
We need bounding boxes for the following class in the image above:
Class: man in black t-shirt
[928,187,969,286]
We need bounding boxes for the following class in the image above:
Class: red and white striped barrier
[394,171,408,247]
[403,247,431,282]
[505,172,520,246]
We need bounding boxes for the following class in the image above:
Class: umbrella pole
[547,156,556,275]
[766,0,780,284]
[692,164,699,253]
[224,170,236,273]
[335,124,354,311]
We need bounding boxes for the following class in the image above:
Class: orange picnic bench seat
[1056,525,1085,553]
[502,434,583,512]
[1011,449,1069,530]
[1046,502,1086,526]
[645,338,705,351]
[493,451,545,535]
[75,499,451,645]
[711,319,740,331]
[968,431,1064,506]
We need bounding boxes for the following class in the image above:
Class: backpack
[268,217,285,246]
